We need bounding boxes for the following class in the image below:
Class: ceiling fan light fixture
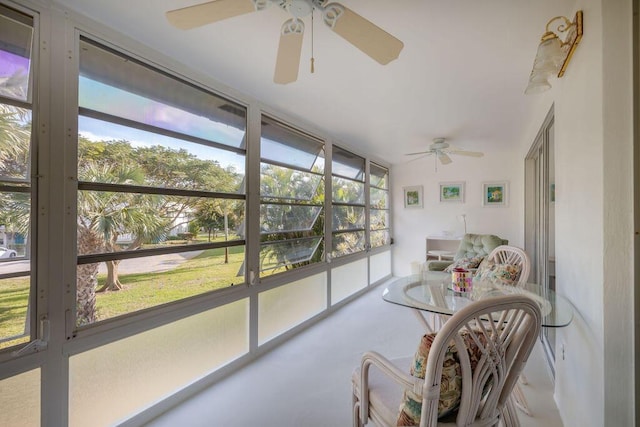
[287,0,313,18]
[525,10,583,95]
[432,137,448,148]
[404,137,484,169]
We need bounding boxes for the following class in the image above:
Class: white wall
[391,149,524,277]
[517,1,634,425]
[393,2,635,425]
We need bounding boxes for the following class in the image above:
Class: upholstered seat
[426,234,508,272]
[352,357,411,425]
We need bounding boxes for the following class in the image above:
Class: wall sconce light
[525,10,583,94]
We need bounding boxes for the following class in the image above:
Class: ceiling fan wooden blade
[451,150,484,157]
[166,0,256,30]
[438,152,453,165]
[407,153,431,163]
[323,3,404,65]
[405,151,432,156]
[274,19,305,85]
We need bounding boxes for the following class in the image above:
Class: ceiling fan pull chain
[311,7,315,73]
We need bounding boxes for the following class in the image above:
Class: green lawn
[94,246,244,320]
[0,276,30,349]
[0,245,244,348]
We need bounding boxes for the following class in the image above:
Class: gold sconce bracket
[555,10,583,77]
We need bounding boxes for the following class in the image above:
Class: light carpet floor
[145,279,563,427]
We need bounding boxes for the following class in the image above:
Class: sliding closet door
[525,108,556,369]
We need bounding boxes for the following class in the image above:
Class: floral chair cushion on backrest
[443,256,484,273]
[396,331,487,426]
[474,259,522,286]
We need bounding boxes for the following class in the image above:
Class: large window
[369,163,390,248]
[0,4,35,350]
[0,6,396,424]
[76,38,247,327]
[259,117,325,277]
[331,146,365,258]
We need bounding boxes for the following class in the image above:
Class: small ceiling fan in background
[405,138,484,170]
[166,0,404,84]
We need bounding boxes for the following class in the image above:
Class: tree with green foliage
[194,202,224,241]
[0,104,31,251]
[78,162,170,282]
[76,137,243,300]
[259,164,325,272]
[331,177,366,256]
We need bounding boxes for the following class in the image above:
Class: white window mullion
[246,101,261,353]
[42,6,74,427]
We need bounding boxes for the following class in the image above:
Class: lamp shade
[532,37,563,74]
[525,72,552,94]
[524,80,551,94]
[537,36,564,63]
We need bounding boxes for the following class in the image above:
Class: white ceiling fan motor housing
[286,0,314,18]
[432,138,450,150]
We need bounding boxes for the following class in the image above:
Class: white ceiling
[53,0,574,164]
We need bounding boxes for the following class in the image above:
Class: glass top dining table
[382,273,574,328]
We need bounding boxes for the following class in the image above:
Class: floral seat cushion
[396,331,487,426]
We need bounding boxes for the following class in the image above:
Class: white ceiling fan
[165,0,404,85]
[405,137,484,168]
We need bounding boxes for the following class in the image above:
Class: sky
[78,77,247,172]
[0,50,31,102]
[78,115,246,173]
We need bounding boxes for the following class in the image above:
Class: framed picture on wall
[439,182,465,202]
[403,185,423,208]
[482,181,508,206]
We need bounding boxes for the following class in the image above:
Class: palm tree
[0,103,31,250]
[0,96,32,338]
[0,70,30,176]
[259,164,325,272]
[75,137,244,324]
[0,106,30,178]
[77,163,169,297]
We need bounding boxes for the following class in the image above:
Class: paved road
[0,259,29,275]
[97,250,203,274]
[0,250,204,275]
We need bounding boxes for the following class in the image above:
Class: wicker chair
[352,294,541,427]
[477,245,533,416]
[479,245,531,288]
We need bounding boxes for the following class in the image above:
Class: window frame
[330,145,367,259]
[369,162,390,249]
[0,2,40,358]
[72,35,249,332]
[258,115,326,278]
